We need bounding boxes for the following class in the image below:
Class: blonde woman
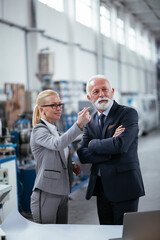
[30,89,91,224]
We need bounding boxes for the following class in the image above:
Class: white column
[93,0,103,74]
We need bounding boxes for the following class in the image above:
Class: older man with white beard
[77,75,145,225]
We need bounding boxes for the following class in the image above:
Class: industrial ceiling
[101,0,160,42]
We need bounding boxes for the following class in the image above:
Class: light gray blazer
[30,120,82,195]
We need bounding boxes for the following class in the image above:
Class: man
[77,75,145,225]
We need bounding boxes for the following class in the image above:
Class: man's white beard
[93,97,113,110]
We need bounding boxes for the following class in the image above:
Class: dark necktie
[99,114,105,131]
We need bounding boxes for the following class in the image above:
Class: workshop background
[0,0,160,224]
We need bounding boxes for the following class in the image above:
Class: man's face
[87,78,114,113]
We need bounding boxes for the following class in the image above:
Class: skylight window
[128,27,136,51]
[117,18,124,45]
[75,0,92,28]
[100,6,111,38]
[38,0,64,12]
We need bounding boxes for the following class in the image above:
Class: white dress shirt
[97,100,113,176]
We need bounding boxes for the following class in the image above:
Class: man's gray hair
[86,74,109,96]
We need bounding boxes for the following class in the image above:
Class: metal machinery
[10,114,35,214]
[0,118,18,222]
[36,48,54,90]
[11,114,32,164]
[0,184,12,223]
[0,82,35,214]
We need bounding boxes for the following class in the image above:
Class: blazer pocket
[116,163,137,173]
[107,124,116,130]
[43,170,61,179]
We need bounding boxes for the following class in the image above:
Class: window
[117,18,124,44]
[137,33,144,56]
[75,0,92,27]
[137,33,152,59]
[100,6,111,37]
[128,27,136,51]
[151,40,157,63]
[144,38,151,60]
[38,0,64,12]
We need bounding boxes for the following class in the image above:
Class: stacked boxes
[53,80,86,131]
[4,83,26,128]
[53,80,86,114]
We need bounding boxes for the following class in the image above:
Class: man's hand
[113,125,125,137]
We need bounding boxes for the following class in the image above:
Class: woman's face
[39,95,63,124]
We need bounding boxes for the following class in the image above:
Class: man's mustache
[96,97,109,103]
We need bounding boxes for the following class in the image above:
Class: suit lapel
[38,119,67,168]
[102,101,119,137]
[59,151,67,169]
[57,131,68,169]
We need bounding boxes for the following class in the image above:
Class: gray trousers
[30,189,68,224]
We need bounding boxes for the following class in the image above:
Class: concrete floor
[68,126,160,225]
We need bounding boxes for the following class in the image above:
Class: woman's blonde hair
[32,89,59,127]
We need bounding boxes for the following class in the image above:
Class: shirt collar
[41,118,57,131]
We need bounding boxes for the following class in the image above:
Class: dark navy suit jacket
[77,101,145,202]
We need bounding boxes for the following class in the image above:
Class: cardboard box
[4,83,26,127]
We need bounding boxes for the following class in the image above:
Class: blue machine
[10,114,35,213]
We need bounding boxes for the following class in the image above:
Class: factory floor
[68,126,160,225]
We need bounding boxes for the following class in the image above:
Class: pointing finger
[81,107,91,116]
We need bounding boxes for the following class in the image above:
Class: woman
[30,89,90,224]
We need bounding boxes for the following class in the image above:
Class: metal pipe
[0,18,44,32]
[0,18,96,55]
[41,33,97,55]
[24,32,30,91]
[31,0,37,28]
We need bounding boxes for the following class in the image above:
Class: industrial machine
[11,114,32,164]
[0,184,12,222]
[36,48,54,90]
[10,114,35,214]
[0,184,12,239]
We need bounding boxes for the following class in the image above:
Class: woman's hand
[72,163,81,176]
[113,125,125,137]
[76,107,91,129]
